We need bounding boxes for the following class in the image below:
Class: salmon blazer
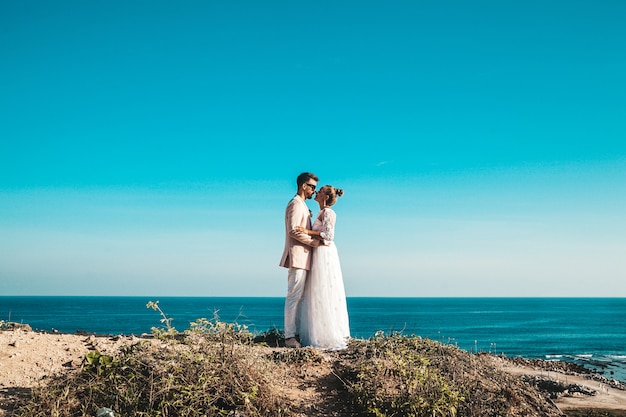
[280,196,319,270]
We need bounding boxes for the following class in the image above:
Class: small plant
[146,300,177,337]
[184,310,254,347]
[253,326,284,347]
[188,314,250,339]
[84,350,117,376]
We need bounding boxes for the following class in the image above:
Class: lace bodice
[312,208,336,244]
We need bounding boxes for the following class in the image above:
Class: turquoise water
[2,297,625,381]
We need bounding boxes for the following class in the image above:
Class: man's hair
[296,172,318,188]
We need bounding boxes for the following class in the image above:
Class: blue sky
[1,1,625,297]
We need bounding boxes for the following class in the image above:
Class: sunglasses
[304,183,317,191]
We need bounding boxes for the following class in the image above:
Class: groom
[279,172,320,348]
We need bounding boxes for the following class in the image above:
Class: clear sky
[1,1,625,297]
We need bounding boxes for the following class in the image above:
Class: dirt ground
[0,329,350,417]
[1,330,625,416]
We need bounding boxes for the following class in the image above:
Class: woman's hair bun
[336,188,344,197]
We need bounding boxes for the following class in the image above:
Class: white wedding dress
[299,208,350,350]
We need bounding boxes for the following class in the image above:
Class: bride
[295,185,350,350]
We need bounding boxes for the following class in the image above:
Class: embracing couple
[279,172,350,350]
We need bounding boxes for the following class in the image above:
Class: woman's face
[314,188,327,205]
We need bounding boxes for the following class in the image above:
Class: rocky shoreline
[505,355,626,392]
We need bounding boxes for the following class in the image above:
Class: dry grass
[7,309,595,416]
[336,333,563,417]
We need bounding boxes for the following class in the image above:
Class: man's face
[303,180,317,199]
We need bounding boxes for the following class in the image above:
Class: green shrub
[339,333,465,417]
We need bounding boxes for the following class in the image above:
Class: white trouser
[284,268,307,339]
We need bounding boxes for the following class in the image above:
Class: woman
[295,185,350,350]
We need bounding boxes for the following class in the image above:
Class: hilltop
[1,325,625,416]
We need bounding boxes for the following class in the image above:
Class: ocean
[2,297,625,382]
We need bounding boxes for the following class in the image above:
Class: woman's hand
[295,226,309,235]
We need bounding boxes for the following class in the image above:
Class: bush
[13,323,289,417]
[338,333,464,417]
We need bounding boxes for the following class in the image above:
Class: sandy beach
[1,329,625,416]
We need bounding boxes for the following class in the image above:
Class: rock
[1,322,32,332]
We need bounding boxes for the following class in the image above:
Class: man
[279,172,320,348]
